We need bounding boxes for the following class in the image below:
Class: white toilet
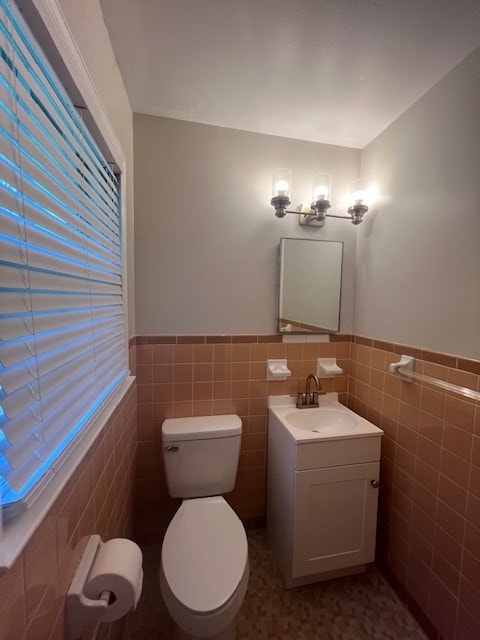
[159,414,249,640]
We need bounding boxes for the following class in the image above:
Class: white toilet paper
[84,538,143,623]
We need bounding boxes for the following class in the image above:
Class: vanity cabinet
[267,402,382,588]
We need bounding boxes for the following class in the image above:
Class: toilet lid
[161,496,248,614]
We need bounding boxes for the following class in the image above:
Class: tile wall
[0,379,137,640]
[348,336,480,640]
[132,334,351,542]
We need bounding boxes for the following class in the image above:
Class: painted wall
[356,46,480,361]
[59,0,136,337]
[133,115,360,335]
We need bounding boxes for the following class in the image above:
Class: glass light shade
[272,168,291,198]
[312,173,332,202]
[349,179,371,206]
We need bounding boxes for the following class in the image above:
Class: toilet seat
[160,496,249,637]
[162,496,248,612]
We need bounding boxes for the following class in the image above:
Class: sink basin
[268,393,383,443]
[285,409,358,434]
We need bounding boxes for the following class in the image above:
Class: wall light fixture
[270,169,373,226]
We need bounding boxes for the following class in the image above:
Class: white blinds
[0,0,128,514]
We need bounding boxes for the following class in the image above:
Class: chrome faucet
[295,374,325,408]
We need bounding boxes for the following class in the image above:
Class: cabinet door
[292,462,379,577]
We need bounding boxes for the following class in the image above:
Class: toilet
[159,414,249,640]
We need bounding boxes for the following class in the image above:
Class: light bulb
[275,179,289,196]
[351,189,365,205]
[272,169,291,199]
[313,184,329,201]
[311,174,332,204]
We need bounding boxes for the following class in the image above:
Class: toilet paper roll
[84,538,143,623]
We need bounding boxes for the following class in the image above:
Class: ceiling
[99,0,480,149]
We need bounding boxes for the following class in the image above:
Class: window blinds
[0,0,128,515]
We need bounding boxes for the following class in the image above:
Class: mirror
[278,238,343,333]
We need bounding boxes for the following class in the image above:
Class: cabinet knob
[370,479,379,488]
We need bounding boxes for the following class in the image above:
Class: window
[0,0,128,519]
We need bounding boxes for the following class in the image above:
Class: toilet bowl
[159,415,249,640]
[160,497,249,639]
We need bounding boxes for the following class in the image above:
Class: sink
[268,393,383,443]
[285,409,358,434]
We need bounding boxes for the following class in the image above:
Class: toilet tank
[161,414,242,498]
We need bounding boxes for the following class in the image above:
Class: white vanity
[267,394,383,588]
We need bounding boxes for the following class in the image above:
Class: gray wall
[133,116,360,335]
[357,46,480,360]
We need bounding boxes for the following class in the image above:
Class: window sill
[0,375,135,574]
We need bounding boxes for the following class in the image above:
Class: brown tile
[330,333,352,342]
[173,383,192,402]
[413,482,437,519]
[206,335,232,344]
[232,335,257,343]
[370,368,385,391]
[428,577,458,640]
[443,423,472,461]
[468,456,480,498]
[400,381,422,408]
[177,335,205,344]
[434,523,463,568]
[250,343,268,361]
[355,335,373,347]
[192,400,213,415]
[194,362,214,382]
[423,361,448,381]
[457,357,480,376]
[373,339,395,352]
[399,402,420,430]
[257,334,282,343]
[193,382,213,401]
[136,364,153,384]
[414,459,439,494]
[382,394,400,421]
[440,449,470,488]
[153,383,173,402]
[447,367,479,391]
[438,475,467,516]
[193,344,213,362]
[420,386,445,419]
[393,344,423,360]
[464,522,480,559]
[417,434,441,467]
[173,363,193,383]
[444,396,475,432]
[418,411,443,444]
[231,381,250,399]
[232,362,250,380]
[334,342,350,359]
[421,350,457,368]
[24,525,58,624]
[173,344,193,363]
[232,343,251,362]
[136,345,153,364]
[436,499,465,540]
[173,402,193,418]
[213,381,231,399]
[147,335,176,344]
[152,365,173,383]
[152,344,174,364]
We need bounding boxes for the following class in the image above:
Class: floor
[122,529,427,640]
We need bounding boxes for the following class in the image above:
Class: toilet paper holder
[67,534,141,639]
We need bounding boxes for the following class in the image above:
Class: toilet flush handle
[164,445,179,453]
